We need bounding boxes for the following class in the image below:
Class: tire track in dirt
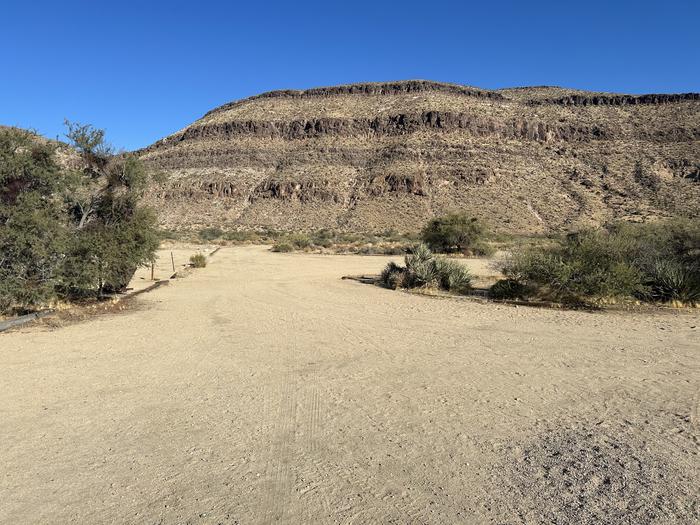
[261,335,298,524]
[260,309,334,524]
[296,341,333,525]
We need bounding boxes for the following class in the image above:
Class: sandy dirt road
[1,246,698,524]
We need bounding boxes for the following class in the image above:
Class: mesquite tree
[0,123,159,313]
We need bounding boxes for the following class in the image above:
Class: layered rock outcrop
[140,80,700,233]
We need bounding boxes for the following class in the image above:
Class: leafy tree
[62,121,158,295]
[0,123,159,313]
[0,128,68,312]
[421,213,491,255]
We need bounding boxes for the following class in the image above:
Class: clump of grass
[189,253,207,268]
[433,257,472,292]
[380,261,405,289]
[379,244,472,294]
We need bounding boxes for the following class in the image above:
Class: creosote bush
[380,244,471,294]
[190,253,207,268]
[500,220,699,305]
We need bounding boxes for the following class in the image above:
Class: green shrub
[198,227,223,241]
[501,219,700,305]
[489,279,530,300]
[190,253,207,268]
[271,242,294,253]
[421,213,489,255]
[310,229,334,248]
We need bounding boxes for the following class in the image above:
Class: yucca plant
[380,244,471,294]
[432,257,472,293]
[404,243,438,287]
[645,259,700,304]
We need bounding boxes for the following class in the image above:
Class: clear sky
[3,0,699,151]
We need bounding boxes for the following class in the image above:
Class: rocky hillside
[139,80,700,233]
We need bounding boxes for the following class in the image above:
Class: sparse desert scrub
[500,219,700,306]
[223,230,261,243]
[189,253,207,268]
[380,244,471,294]
[269,229,416,255]
[198,227,224,242]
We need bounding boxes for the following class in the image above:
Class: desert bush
[380,261,405,289]
[501,220,699,305]
[489,279,530,300]
[310,229,334,248]
[404,243,438,287]
[198,227,224,241]
[190,253,207,268]
[271,242,294,253]
[380,244,471,294]
[470,240,496,257]
[421,213,490,255]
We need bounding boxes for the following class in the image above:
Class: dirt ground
[1,245,698,524]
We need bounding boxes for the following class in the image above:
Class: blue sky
[3,0,698,150]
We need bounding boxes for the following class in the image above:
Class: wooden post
[171,251,176,272]
[151,262,155,281]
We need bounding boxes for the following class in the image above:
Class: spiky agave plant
[404,243,438,287]
[432,257,472,293]
[646,259,700,304]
